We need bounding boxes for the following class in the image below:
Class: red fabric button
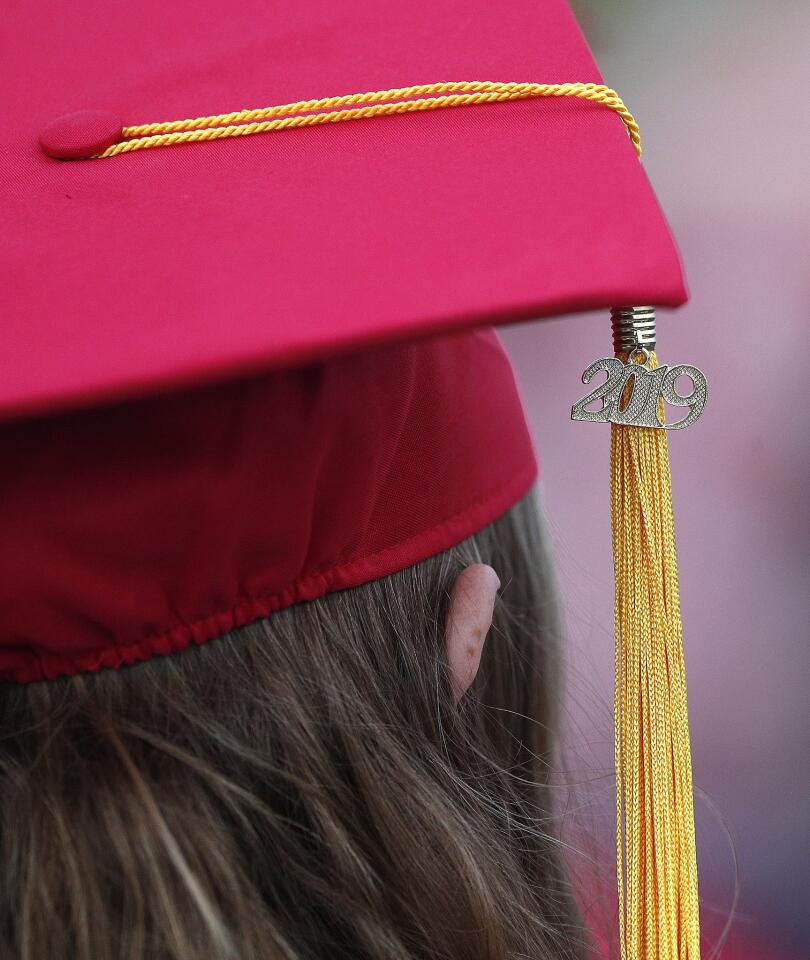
[39,110,123,159]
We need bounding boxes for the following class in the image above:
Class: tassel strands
[571,306,708,957]
[610,343,701,960]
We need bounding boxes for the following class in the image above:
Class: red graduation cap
[1,1,703,957]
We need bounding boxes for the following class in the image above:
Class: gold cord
[92,81,640,158]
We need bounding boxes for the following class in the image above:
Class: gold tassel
[571,306,708,957]
[610,349,701,960]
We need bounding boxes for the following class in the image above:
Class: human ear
[445,564,500,704]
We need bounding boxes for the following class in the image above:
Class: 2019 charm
[571,347,708,430]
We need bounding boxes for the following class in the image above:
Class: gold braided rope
[94,81,641,158]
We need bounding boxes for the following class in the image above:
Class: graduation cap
[2,0,708,956]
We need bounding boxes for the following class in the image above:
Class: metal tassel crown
[611,305,657,354]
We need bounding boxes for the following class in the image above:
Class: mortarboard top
[2,3,701,959]
[1,0,684,422]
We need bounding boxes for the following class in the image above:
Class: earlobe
[445,564,500,704]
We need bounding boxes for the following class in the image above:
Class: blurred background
[501,1,809,957]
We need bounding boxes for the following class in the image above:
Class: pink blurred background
[501,1,809,956]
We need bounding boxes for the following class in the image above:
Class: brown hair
[0,489,584,960]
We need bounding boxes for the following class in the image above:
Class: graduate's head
[0,332,586,959]
[2,1,700,957]
[0,495,580,960]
